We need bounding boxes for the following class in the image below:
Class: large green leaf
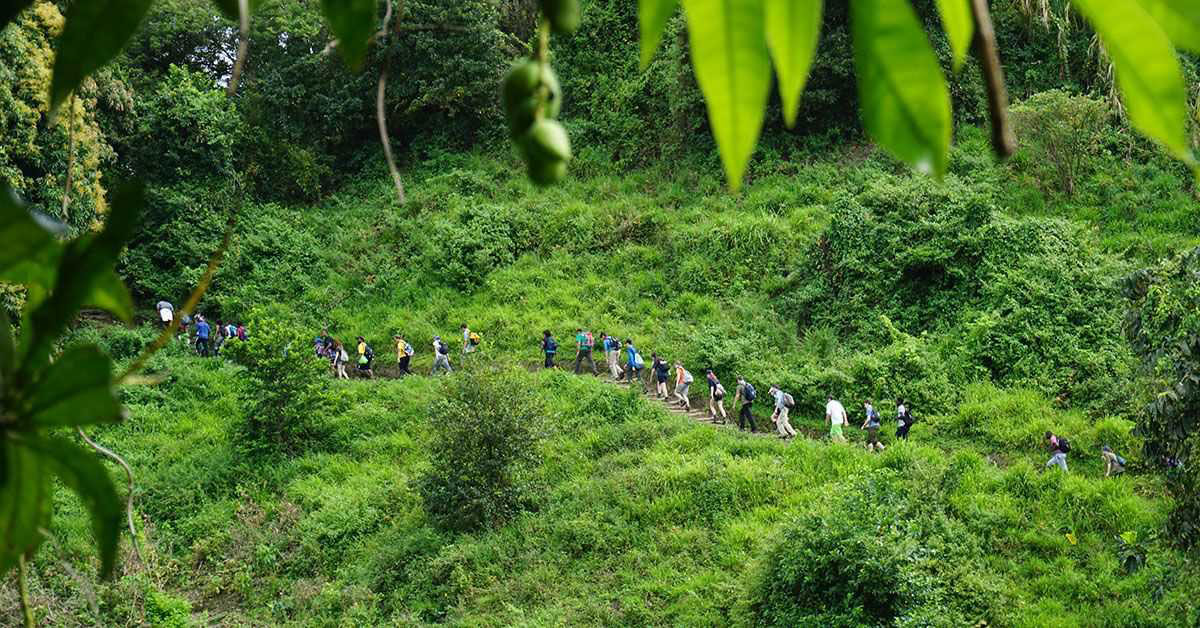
[0,438,51,576]
[86,269,134,324]
[25,346,122,428]
[1074,0,1193,162]
[1136,0,1200,54]
[850,0,952,176]
[639,0,679,69]
[681,0,771,191]
[0,0,34,32]
[0,183,62,295]
[935,0,974,70]
[22,435,122,579]
[20,183,142,377]
[50,0,155,109]
[765,0,823,128]
[320,0,379,69]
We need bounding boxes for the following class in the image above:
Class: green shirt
[576,332,587,351]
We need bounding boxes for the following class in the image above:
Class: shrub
[1009,90,1111,197]
[417,371,545,532]
[223,310,342,457]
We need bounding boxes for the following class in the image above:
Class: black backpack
[438,341,449,355]
[1057,437,1071,454]
[743,383,756,402]
[364,344,375,361]
[546,338,557,352]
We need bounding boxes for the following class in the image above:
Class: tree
[1010,89,1110,196]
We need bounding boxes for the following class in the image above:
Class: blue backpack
[743,383,756,401]
[546,338,558,353]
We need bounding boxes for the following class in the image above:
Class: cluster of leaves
[416,371,545,533]
[222,310,344,458]
[0,182,143,580]
[1124,247,1200,546]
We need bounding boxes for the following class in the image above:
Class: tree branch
[77,428,143,564]
[226,0,250,97]
[971,0,1017,158]
[60,92,76,221]
[18,554,33,628]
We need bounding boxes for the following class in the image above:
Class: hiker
[602,333,624,380]
[733,377,757,432]
[896,398,912,440]
[1101,445,1126,477]
[826,395,848,443]
[542,330,557,368]
[651,353,669,398]
[356,336,375,379]
[333,340,350,379]
[1043,431,1070,472]
[194,316,211,357]
[769,386,797,439]
[156,300,174,329]
[236,323,247,341]
[432,335,453,375]
[706,370,728,423]
[861,400,884,452]
[625,339,643,385]
[179,314,190,342]
[225,321,237,340]
[673,362,693,410]
[394,334,414,376]
[213,319,227,356]
[573,328,598,375]
[462,323,480,359]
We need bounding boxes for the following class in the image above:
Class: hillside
[5,132,1199,625]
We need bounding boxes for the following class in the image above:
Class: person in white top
[825,395,848,443]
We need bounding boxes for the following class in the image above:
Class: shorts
[866,426,879,444]
[830,424,844,439]
[677,383,690,398]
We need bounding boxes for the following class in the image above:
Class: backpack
[469,331,481,346]
[582,331,594,349]
[1116,454,1127,466]
[404,342,414,356]
[438,341,449,355]
[715,384,726,397]
[743,383,756,401]
[546,337,558,352]
[364,344,375,361]
[1057,437,1071,454]
[683,370,693,384]
[634,351,645,369]
[782,393,795,408]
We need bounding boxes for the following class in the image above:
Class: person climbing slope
[706,370,728,423]
[573,328,598,375]
[356,336,375,379]
[395,334,414,376]
[826,395,848,443]
[896,398,913,440]
[673,362,693,410]
[334,340,350,379]
[625,339,643,385]
[602,332,623,380]
[156,300,174,329]
[861,399,884,452]
[733,376,757,432]
[769,385,797,440]
[194,315,211,357]
[432,335,453,375]
[462,323,481,361]
[651,353,669,398]
[1043,431,1070,472]
[542,330,558,369]
[1101,445,1126,477]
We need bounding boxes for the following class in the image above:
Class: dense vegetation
[3,0,1200,625]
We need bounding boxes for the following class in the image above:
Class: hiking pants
[1045,453,1068,472]
[896,422,911,440]
[545,352,555,369]
[432,354,452,375]
[607,351,623,379]
[397,355,412,375]
[775,407,796,438]
[625,365,640,384]
[574,349,597,374]
[738,403,756,432]
[196,338,210,357]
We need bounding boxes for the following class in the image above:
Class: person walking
[733,376,757,432]
[1043,431,1070,472]
[461,323,480,362]
[352,338,372,379]
[334,340,350,379]
[194,316,211,357]
[769,385,797,439]
[673,362,693,410]
[651,354,669,398]
[861,400,884,452]
[826,395,848,443]
[624,339,643,385]
[706,370,728,423]
[432,335,453,375]
[394,334,414,376]
[895,399,912,440]
[602,333,624,380]
[542,330,558,369]
[156,300,174,330]
[573,328,598,375]
[1101,445,1126,477]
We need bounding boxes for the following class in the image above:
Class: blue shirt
[196,321,211,339]
[626,346,637,366]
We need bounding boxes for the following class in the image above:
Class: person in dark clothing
[651,353,669,398]
[895,399,912,440]
[573,328,598,375]
[542,330,557,369]
[194,316,211,357]
[734,376,757,432]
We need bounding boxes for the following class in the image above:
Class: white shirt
[826,400,847,425]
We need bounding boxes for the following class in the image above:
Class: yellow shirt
[358,341,366,356]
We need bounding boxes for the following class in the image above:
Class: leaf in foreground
[25,346,123,428]
[639,0,679,69]
[935,0,974,70]
[851,0,952,176]
[1134,0,1200,54]
[50,0,155,109]
[0,439,51,575]
[320,0,379,70]
[765,0,823,128]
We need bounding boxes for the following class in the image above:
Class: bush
[417,371,545,532]
[223,310,343,457]
[1009,90,1110,197]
